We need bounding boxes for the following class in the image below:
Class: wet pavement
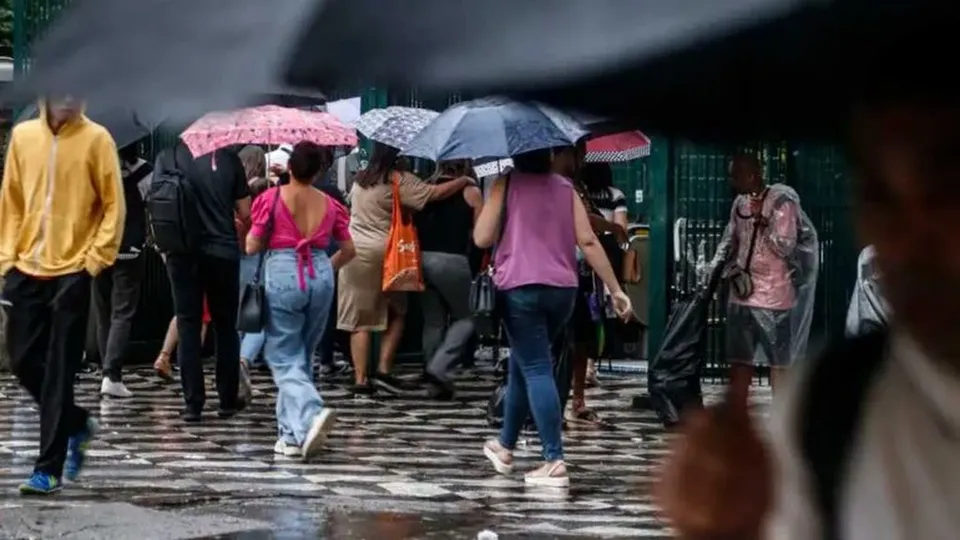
[0,356,771,539]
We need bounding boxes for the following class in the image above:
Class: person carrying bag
[237,187,281,333]
[382,172,425,292]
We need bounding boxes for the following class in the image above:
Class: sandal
[154,352,174,381]
[525,460,569,487]
[566,405,603,425]
[585,360,600,388]
[483,439,514,475]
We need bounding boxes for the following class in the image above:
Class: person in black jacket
[93,143,152,398]
[312,165,352,377]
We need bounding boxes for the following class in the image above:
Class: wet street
[0,358,771,539]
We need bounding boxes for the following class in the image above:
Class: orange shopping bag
[382,173,424,292]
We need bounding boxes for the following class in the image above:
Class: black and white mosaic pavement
[0,355,772,538]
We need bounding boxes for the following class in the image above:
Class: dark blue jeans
[499,285,576,462]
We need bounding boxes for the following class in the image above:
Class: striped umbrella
[585,131,651,163]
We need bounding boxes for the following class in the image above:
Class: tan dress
[337,172,433,331]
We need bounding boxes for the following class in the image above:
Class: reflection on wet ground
[0,358,771,538]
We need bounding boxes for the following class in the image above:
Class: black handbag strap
[741,187,770,271]
[251,188,282,284]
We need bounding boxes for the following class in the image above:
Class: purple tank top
[493,172,579,291]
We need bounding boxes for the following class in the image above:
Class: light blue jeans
[239,254,265,363]
[263,248,334,446]
[500,285,577,462]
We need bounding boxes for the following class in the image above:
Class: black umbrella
[15,102,162,149]
[251,87,327,109]
[6,1,958,139]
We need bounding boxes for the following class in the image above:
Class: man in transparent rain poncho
[709,154,819,393]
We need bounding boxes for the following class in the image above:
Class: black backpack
[800,330,888,540]
[146,147,201,254]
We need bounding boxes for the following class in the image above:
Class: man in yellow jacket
[0,96,125,495]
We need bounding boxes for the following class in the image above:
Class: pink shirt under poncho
[729,192,798,311]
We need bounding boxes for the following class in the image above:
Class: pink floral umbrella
[181,105,358,156]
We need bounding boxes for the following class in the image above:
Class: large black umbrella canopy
[15,102,162,149]
[8,0,960,139]
[251,87,327,109]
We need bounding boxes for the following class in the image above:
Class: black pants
[92,257,144,382]
[166,253,240,412]
[4,269,91,477]
[316,273,338,366]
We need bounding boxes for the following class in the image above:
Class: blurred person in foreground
[711,154,819,394]
[659,103,960,539]
[476,148,631,487]
[0,96,124,494]
[246,142,355,460]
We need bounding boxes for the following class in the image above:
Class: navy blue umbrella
[400,98,588,162]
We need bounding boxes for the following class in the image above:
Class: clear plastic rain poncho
[845,245,890,337]
[708,183,820,366]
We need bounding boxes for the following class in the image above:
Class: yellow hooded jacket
[0,104,125,278]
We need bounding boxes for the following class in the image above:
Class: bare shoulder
[463,182,483,202]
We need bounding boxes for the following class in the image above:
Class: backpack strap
[799,330,889,540]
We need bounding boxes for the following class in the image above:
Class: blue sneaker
[19,472,62,495]
[65,418,98,482]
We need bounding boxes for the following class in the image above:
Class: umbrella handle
[673,218,687,263]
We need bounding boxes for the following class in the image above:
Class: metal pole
[12,0,26,76]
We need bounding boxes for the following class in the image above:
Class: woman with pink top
[474,148,632,487]
[246,142,356,461]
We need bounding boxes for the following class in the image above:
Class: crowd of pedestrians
[1,97,826,497]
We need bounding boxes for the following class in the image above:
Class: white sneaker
[273,439,302,457]
[100,378,133,399]
[301,408,336,462]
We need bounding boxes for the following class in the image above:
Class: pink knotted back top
[249,186,351,290]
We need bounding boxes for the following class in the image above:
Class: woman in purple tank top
[473,148,633,487]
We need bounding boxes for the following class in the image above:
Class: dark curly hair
[288,141,334,184]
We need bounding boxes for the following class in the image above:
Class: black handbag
[470,174,511,323]
[237,189,281,333]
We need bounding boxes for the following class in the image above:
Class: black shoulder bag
[727,188,770,299]
[470,174,511,328]
[237,189,281,333]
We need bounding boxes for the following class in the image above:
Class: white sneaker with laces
[301,408,336,461]
[273,440,302,457]
[100,378,133,399]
